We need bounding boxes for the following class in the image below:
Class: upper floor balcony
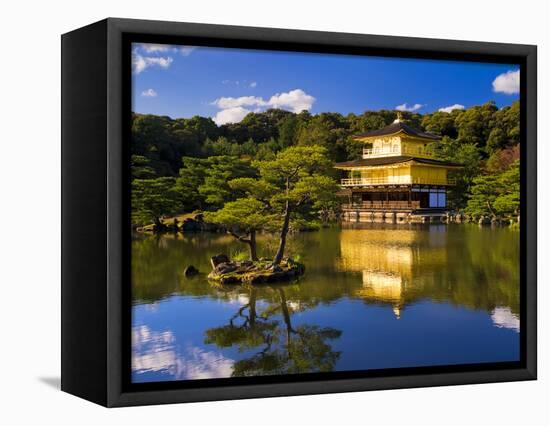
[363,145,435,159]
[341,176,455,186]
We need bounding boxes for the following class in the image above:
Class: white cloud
[249,81,257,88]
[395,103,424,112]
[141,88,158,97]
[137,43,196,56]
[132,53,173,74]
[145,56,172,68]
[211,95,267,110]
[210,89,316,125]
[268,89,316,113]
[132,44,195,74]
[492,69,520,95]
[213,106,251,125]
[438,104,465,113]
[140,43,171,53]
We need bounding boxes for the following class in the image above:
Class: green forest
[131,100,521,231]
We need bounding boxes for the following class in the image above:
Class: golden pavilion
[335,113,462,222]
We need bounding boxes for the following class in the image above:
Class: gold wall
[354,163,448,185]
[409,164,447,184]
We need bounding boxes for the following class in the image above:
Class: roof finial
[394,111,403,123]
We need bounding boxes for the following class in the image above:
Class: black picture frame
[61,17,537,407]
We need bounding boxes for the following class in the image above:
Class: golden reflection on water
[337,226,449,318]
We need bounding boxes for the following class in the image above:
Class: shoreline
[134,212,520,236]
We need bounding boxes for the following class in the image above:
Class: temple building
[335,113,462,222]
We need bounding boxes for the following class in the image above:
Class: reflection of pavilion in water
[338,225,448,318]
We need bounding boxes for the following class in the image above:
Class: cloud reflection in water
[491,307,520,333]
[132,325,234,380]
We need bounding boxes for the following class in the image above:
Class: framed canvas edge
[103,17,537,407]
[523,44,537,380]
[109,368,535,408]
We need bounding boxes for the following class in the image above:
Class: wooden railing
[341,201,421,210]
[341,176,455,186]
[362,145,435,159]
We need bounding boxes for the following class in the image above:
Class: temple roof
[334,156,462,168]
[353,121,441,141]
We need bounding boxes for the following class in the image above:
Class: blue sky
[132,43,520,125]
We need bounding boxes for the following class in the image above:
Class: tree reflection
[204,285,342,377]
[132,225,520,316]
[204,288,278,352]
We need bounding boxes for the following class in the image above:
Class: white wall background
[0,0,545,423]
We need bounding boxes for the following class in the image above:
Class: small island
[207,254,305,284]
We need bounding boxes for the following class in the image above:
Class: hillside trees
[130,101,521,225]
[465,160,520,219]
[176,156,257,211]
[131,177,181,228]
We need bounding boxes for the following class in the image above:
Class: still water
[131,224,520,383]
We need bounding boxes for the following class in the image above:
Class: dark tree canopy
[131,177,181,227]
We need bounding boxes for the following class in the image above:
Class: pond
[131,223,520,383]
